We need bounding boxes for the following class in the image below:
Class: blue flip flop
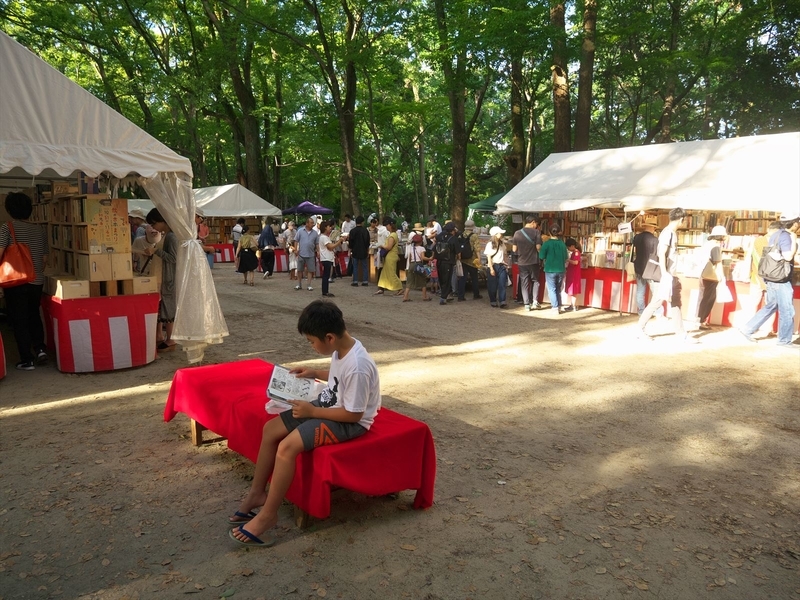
[227,510,258,525]
[228,525,275,547]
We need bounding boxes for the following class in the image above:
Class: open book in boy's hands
[265,365,326,414]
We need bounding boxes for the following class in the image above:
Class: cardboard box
[122,277,160,295]
[51,277,90,299]
[75,253,113,282]
[111,253,133,280]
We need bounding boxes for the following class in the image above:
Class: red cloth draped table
[210,243,236,263]
[164,359,436,519]
[42,293,160,373]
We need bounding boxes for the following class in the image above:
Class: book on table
[265,364,325,411]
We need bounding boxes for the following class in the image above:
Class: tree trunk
[551,0,571,153]
[574,0,597,151]
[506,57,525,187]
[657,0,681,144]
[365,73,385,220]
[411,82,429,219]
[202,0,268,197]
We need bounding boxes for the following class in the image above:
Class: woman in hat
[236,225,259,286]
[696,225,728,329]
[402,232,432,302]
[484,226,508,308]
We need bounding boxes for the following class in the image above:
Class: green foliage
[0,0,797,212]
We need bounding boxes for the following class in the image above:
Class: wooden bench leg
[190,419,206,446]
[294,505,311,529]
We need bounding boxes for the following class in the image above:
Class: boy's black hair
[668,207,687,222]
[237,217,246,225]
[146,208,166,225]
[4,192,33,219]
[565,237,578,248]
[241,225,249,234]
[355,215,365,224]
[297,300,346,339]
[549,224,561,236]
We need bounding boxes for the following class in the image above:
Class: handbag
[625,261,636,278]
[642,258,661,282]
[758,232,792,283]
[0,221,36,288]
[454,260,464,277]
[413,263,431,278]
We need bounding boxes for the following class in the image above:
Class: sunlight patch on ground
[673,434,729,465]
[0,381,172,418]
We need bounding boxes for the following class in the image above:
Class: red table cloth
[164,359,436,518]
[43,293,160,373]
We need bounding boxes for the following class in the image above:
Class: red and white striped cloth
[211,244,236,263]
[44,293,160,373]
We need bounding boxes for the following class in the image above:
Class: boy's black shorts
[280,411,367,451]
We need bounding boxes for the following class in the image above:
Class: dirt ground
[1,265,799,600]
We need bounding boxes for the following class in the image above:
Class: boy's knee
[276,432,304,460]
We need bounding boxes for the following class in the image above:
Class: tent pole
[620,210,628,317]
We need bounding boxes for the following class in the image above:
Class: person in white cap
[484,226,509,308]
[128,208,147,240]
[695,225,728,330]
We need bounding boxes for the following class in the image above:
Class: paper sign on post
[617,221,633,234]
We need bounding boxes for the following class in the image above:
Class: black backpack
[458,232,474,260]
[434,233,452,261]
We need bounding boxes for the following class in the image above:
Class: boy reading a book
[229,300,382,546]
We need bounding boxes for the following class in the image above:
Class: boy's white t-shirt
[316,339,381,429]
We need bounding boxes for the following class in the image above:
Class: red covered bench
[164,359,436,524]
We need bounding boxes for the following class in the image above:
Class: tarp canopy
[194,184,281,218]
[469,192,506,213]
[0,31,228,362]
[496,133,800,215]
[128,184,281,219]
[282,200,333,215]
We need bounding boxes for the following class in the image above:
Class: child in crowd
[429,257,439,295]
[228,300,382,547]
[564,237,582,311]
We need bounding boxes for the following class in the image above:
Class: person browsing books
[228,299,382,546]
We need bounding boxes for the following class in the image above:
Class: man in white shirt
[341,214,355,235]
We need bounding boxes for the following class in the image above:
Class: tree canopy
[2,0,797,220]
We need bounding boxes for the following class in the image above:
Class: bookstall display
[510,208,800,328]
[29,182,161,373]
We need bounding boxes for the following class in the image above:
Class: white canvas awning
[496,133,800,215]
[194,184,282,217]
[0,31,228,363]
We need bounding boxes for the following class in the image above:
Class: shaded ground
[1,266,799,600]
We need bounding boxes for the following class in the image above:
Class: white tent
[194,184,281,217]
[127,184,282,219]
[0,31,228,362]
[496,132,800,215]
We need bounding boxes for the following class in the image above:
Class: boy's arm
[289,366,330,381]
[288,402,363,423]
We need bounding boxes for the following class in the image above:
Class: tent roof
[495,133,800,215]
[194,184,281,217]
[282,200,333,215]
[469,192,506,212]
[0,31,192,180]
